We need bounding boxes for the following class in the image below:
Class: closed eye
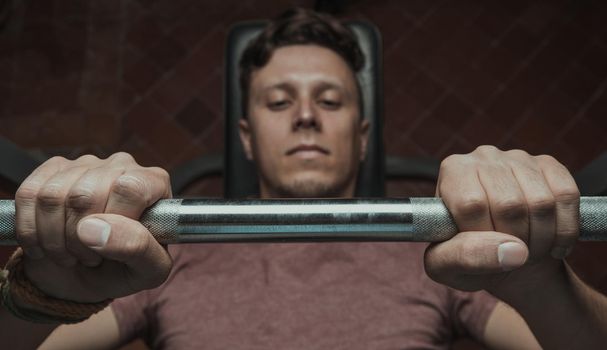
[318,99,341,110]
[268,100,291,110]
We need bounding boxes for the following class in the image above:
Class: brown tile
[577,43,607,80]
[150,0,197,30]
[431,94,474,131]
[478,44,525,82]
[462,114,505,147]
[85,113,119,146]
[175,98,217,137]
[398,0,441,18]
[81,80,119,114]
[530,89,579,128]
[453,65,499,108]
[55,0,89,18]
[517,1,561,36]
[149,71,197,115]
[122,57,164,94]
[385,89,424,130]
[443,24,493,65]
[198,117,223,151]
[558,66,603,106]
[405,71,445,110]
[198,71,224,116]
[509,115,559,155]
[499,24,541,59]
[147,36,187,70]
[563,117,607,167]
[410,115,451,155]
[384,48,418,85]
[170,6,217,48]
[473,4,519,40]
[362,3,414,48]
[584,90,607,131]
[127,15,165,52]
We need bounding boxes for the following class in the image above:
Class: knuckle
[112,175,149,203]
[454,195,489,218]
[109,152,135,164]
[505,149,531,161]
[46,156,68,167]
[75,154,100,164]
[16,184,40,203]
[475,145,499,154]
[66,188,97,213]
[37,185,65,211]
[439,154,467,172]
[527,196,555,216]
[536,154,557,165]
[148,166,170,182]
[553,187,580,203]
[494,197,527,218]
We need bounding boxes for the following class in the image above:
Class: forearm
[501,261,607,350]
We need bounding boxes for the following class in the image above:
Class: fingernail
[24,247,45,260]
[551,246,573,260]
[78,218,111,248]
[498,242,528,271]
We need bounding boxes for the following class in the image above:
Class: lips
[285,144,330,156]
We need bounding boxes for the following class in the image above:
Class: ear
[358,118,370,161]
[238,118,254,161]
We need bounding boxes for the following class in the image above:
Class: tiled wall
[1,0,607,314]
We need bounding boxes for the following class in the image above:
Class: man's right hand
[14,152,173,304]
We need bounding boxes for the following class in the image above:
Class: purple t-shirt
[111,242,498,349]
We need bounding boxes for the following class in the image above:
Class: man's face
[239,45,369,198]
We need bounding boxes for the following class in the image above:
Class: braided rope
[0,248,112,324]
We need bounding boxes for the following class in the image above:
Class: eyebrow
[261,82,297,95]
[261,81,348,96]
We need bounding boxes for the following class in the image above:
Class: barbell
[0,197,606,244]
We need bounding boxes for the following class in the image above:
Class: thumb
[77,214,172,295]
[424,231,529,290]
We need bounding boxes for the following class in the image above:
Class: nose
[292,99,321,131]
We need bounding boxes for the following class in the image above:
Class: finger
[537,155,580,259]
[15,156,68,260]
[477,161,529,244]
[424,231,528,291]
[438,154,493,231]
[65,166,125,267]
[509,151,556,262]
[105,167,172,219]
[35,166,91,267]
[76,214,172,297]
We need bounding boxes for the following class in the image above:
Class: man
[1,8,606,349]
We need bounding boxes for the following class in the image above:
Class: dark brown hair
[239,7,365,117]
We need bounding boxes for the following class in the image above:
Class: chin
[272,173,352,198]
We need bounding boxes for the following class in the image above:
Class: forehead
[250,45,357,90]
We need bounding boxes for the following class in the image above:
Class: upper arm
[483,301,541,350]
[39,306,121,350]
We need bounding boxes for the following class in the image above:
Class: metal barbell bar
[1,197,606,244]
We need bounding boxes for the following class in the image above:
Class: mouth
[286,144,330,157]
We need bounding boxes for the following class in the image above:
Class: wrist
[1,248,112,324]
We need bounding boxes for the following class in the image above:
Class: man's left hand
[424,145,580,298]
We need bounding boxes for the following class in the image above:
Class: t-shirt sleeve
[449,288,499,342]
[110,289,153,345]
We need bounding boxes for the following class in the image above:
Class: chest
[151,244,451,349]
